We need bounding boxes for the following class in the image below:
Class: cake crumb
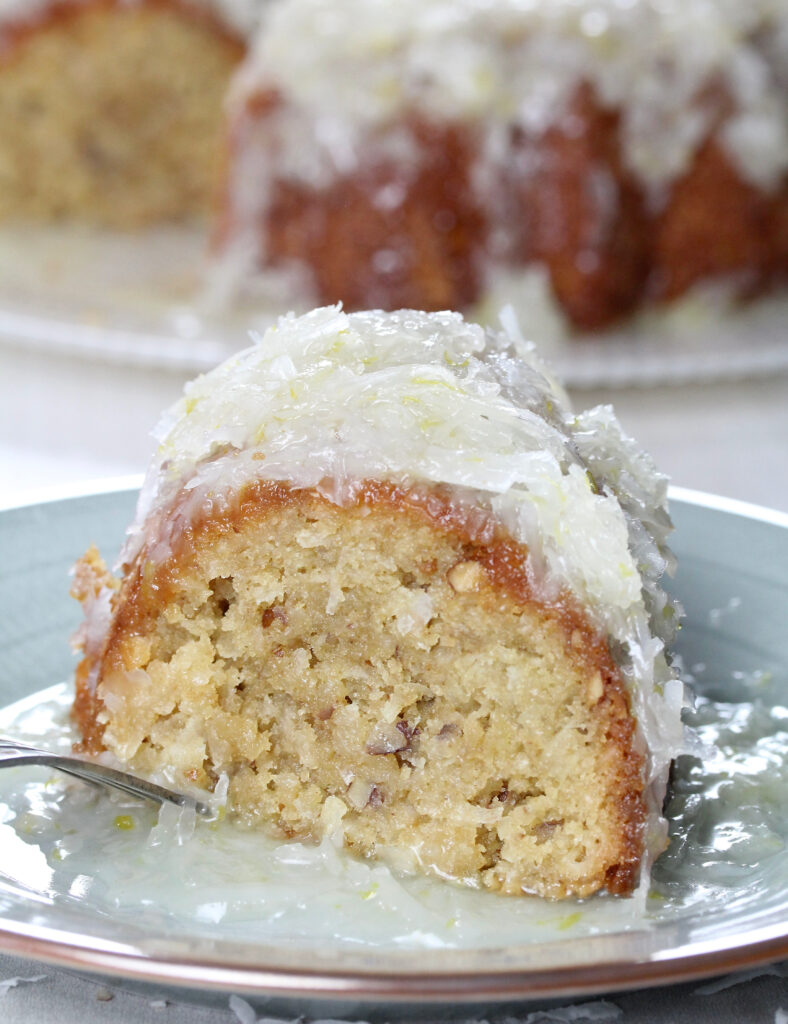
[587,672,604,704]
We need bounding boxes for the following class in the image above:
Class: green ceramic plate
[0,482,786,1013]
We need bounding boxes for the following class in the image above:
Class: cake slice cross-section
[72,306,686,899]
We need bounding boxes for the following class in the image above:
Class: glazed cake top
[235,0,788,191]
[127,305,685,787]
[0,0,264,39]
[138,307,664,635]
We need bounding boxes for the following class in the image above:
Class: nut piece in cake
[71,306,686,899]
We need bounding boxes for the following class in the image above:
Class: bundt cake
[0,0,261,225]
[2,0,786,332]
[216,0,788,330]
[71,306,686,899]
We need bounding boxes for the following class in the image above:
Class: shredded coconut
[88,305,690,877]
[694,963,788,995]
[0,975,47,997]
[233,0,788,194]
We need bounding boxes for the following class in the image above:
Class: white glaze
[103,306,688,868]
[3,672,785,941]
[232,0,788,193]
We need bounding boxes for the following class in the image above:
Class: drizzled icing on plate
[100,306,688,863]
[0,680,784,950]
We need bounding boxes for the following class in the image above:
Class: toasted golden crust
[513,83,650,330]
[73,480,647,899]
[264,119,484,313]
[653,137,778,300]
[223,83,787,329]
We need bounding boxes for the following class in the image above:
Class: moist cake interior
[0,2,244,225]
[74,481,645,900]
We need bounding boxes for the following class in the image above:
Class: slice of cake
[216,0,788,330]
[71,306,685,899]
[0,0,261,226]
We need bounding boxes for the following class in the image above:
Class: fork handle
[0,752,211,816]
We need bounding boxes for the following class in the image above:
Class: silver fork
[0,738,211,816]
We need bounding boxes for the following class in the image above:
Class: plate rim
[1,482,787,1003]
[0,919,786,1004]
[4,272,788,391]
[3,219,788,391]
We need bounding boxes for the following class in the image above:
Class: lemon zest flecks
[443,351,470,369]
[207,806,226,830]
[411,376,462,393]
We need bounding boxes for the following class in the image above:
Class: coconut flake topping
[124,306,685,806]
[236,0,788,192]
